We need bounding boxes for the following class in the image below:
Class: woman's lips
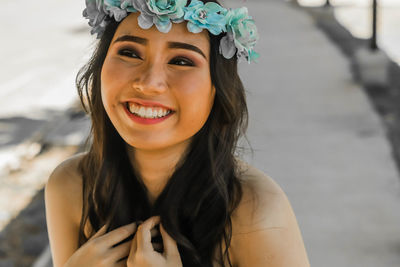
[123,103,174,125]
[125,98,175,111]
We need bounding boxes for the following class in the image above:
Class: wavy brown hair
[75,1,249,266]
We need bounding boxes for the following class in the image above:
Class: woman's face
[101,12,215,151]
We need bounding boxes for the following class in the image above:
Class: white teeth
[138,106,146,117]
[145,108,153,117]
[152,109,158,117]
[128,103,172,119]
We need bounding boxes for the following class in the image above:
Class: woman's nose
[132,62,167,95]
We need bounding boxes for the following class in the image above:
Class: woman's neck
[126,141,190,204]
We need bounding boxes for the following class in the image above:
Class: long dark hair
[75,1,249,266]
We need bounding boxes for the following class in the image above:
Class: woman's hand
[64,222,137,267]
[127,216,183,267]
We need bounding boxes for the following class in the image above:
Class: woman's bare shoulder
[233,158,293,233]
[230,159,310,266]
[48,152,86,187]
[46,152,87,223]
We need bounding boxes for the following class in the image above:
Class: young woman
[45,0,310,266]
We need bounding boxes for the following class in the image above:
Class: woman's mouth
[126,102,173,118]
[124,102,174,124]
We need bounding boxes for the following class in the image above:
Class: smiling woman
[44,0,310,267]
[101,12,215,155]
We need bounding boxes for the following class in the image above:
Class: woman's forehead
[114,12,210,49]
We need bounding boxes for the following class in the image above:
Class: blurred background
[0,0,400,266]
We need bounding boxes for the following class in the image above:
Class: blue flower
[132,0,187,33]
[120,0,139,12]
[220,7,259,63]
[184,0,227,35]
[82,0,260,63]
[104,0,121,7]
[148,0,186,19]
[104,0,129,22]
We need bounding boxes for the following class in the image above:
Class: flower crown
[83,0,259,63]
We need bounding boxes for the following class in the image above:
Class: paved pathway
[230,0,400,266]
[32,0,400,266]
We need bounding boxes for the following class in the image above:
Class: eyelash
[117,48,195,67]
[170,57,194,66]
[118,48,140,59]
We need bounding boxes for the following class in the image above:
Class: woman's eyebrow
[167,42,206,59]
[113,35,206,59]
[113,35,148,45]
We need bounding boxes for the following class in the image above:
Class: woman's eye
[118,49,140,59]
[170,57,194,66]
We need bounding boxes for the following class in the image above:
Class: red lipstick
[125,98,174,111]
[123,103,174,125]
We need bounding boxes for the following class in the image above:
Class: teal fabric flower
[120,0,138,12]
[83,0,260,63]
[148,0,186,20]
[132,0,187,33]
[184,0,227,35]
[83,0,110,37]
[104,0,129,22]
[220,7,259,63]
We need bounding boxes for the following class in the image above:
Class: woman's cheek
[101,59,130,105]
[179,91,214,128]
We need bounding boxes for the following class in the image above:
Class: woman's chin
[125,138,192,154]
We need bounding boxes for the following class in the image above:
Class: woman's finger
[129,229,138,255]
[159,223,180,257]
[99,222,137,248]
[109,240,131,262]
[88,224,108,240]
[136,216,161,254]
